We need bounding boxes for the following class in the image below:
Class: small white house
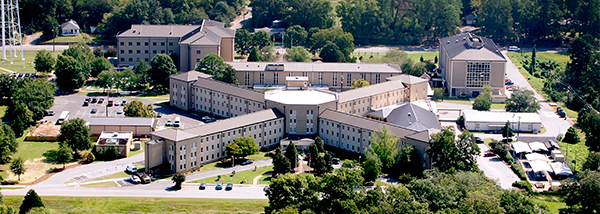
[60,20,80,36]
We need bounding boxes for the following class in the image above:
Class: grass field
[0,132,61,181]
[79,181,120,188]
[0,50,63,74]
[90,171,130,182]
[128,141,146,157]
[532,196,567,214]
[191,165,273,184]
[352,51,439,65]
[41,34,88,44]
[2,195,269,213]
[0,105,6,122]
[137,94,170,103]
[558,137,589,172]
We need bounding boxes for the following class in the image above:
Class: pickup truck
[138,173,152,184]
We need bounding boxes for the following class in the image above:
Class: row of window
[120,41,173,46]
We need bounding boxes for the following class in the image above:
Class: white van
[57,111,70,125]
[174,117,181,127]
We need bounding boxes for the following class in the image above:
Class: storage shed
[89,117,156,137]
[462,110,542,133]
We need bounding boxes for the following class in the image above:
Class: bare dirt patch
[26,123,61,141]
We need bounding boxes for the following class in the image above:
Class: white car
[130,175,141,184]
[166,119,173,126]
[125,165,137,174]
[508,46,521,52]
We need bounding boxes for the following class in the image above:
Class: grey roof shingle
[439,33,506,62]
[338,80,405,103]
[60,20,80,30]
[226,62,403,73]
[89,117,155,126]
[385,74,429,85]
[368,102,441,132]
[170,71,213,82]
[192,77,265,102]
[152,108,284,141]
[118,20,234,44]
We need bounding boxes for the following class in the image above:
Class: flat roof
[226,62,403,73]
[89,117,155,126]
[462,110,542,123]
[99,132,133,139]
[265,90,337,105]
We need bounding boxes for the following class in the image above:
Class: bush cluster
[91,145,121,161]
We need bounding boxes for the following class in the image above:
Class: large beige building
[438,33,507,98]
[117,20,235,72]
[227,62,403,90]
[152,63,441,173]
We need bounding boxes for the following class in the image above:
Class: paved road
[230,7,252,30]
[477,144,520,189]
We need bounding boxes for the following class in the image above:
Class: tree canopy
[150,54,178,90]
[34,50,56,73]
[473,86,493,111]
[226,136,259,159]
[19,189,44,214]
[124,99,155,117]
[195,54,239,85]
[505,87,541,113]
[285,46,312,62]
[368,126,399,170]
[0,124,18,164]
[351,79,370,89]
[58,118,91,154]
[11,78,56,121]
[10,157,25,181]
[427,126,480,172]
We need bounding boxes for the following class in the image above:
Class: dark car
[241,160,253,165]
[83,101,89,106]
[91,98,97,103]
[91,109,97,114]
[474,137,484,144]
[17,73,22,78]
[226,183,233,191]
[122,100,127,105]
[98,98,104,104]
[505,81,514,85]
[24,73,30,77]
[156,112,162,118]
[85,98,90,102]
[558,110,566,117]
[332,158,341,164]
[216,183,223,190]
[199,183,206,190]
[484,151,495,157]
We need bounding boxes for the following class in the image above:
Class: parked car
[557,106,563,112]
[508,46,521,52]
[332,158,341,164]
[199,183,206,190]
[139,173,152,184]
[558,109,566,117]
[505,81,514,85]
[474,137,484,144]
[98,98,104,104]
[117,109,124,114]
[17,73,22,78]
[46,110,55,116]
[125,165,138,174]
[24,73,30,77]
[90,109,97,114]
[216,183,223,190]
[241,160,253,165]
[226,183,233,190]
[114,102,119,106]
[91,98,97,103]
[263,185,269,192]
[130,175,141,184]
[166,119,173,126]
[484,151,496,157]
[83,101,89,106]
[156,112,162,118]
[85,98,90,102]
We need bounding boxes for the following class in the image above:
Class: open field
[191,165,273,184]
[352,51,439,65]
[558,137,589,172]
[532,196,567,214]
[41,34,87,44]
[79,181,120,188]
[0,50,63,74]
[2,196,269,213]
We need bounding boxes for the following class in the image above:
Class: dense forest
[19,0,245,38]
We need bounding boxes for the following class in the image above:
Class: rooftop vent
[408,112,412,117]
[447,41,450,44]
[456,40,459,43]
[132,30,136,33]
[112,132,119,137]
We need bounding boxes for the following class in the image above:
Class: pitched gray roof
[439,33,506,62]
[119,25,200,37]
[193,77,265,102]
[368,102,441,132]
[226,62,403,73]
[60,20,80,30]
[319,108,419,136]
[152,108,284,141]
[338,80,405,103]
[170,70,213,82]
[118,20,234,44]
[385,74,429,85]
[89,117,155,126]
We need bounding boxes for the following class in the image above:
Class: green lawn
[0,105,6,122]
[439,98,505,109]
[128,140,146,157]
[0,50,63,74]
[557,103,578,120]
[90,171,130,182]
[138,94,170,103]
[2,196,269,213]
[13,140,60,161]
[352,51,439,65]
[41,34,87,44]
[190,165,273,184]
[532,196,567,214]
[558,136,589,172]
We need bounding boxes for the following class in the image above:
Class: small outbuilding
[462,110,542,133]
[60,20,80,36]
[96,132,134,157]
[89,117,156,137]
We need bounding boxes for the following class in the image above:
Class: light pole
[517,116,522,139]
[52,28,55,52]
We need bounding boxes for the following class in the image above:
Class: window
[136,50,140,54]
[245,72,250,85]
[153,50,157,54]
[129,58,132,62]
[302,72,307,77]
[128,50,132,54]
[361,73,366,80]
[120,58,124,61]
[169,42,173,46]
[128,42,132,46]
[346,73,351,86]
[153,42,157,46]
[120,50,124,54]
[318,72,323,85]
[136,42,140,46]
[161,42,165,46]
[145,50,148,54]
[332,73,338,86]
[376,73,381,83]
[274,72,279,85]
[120,42,124,46]
[196,50,201,54]
[144,42,148,46]
[260,72,264,84]
[466,62,491,87]
[161,50,165,54]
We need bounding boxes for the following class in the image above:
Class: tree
[427,126,480,172]
[566,37,594,89]
[265,173,322,213]
[362,151,382,183]
[227,136,259,160]
[583,152,600,171]
[11,79,56,121]
[563,170,600,213]
[284,25,308,48]
[10,157,25,181]
[432,88,444,101]
[260,46,277,62]
[563,127,581,144]
[90,57,113,77]
[196,54,225,75]
[309,28,354,58]
[351,79,370,89]
[252,31,273,50]
[473,86,493,111]
[172,172,185,190]
[400,60,427,77]
[5,104,33,137]
[272,147,291,175]
[0,73,20,104]
[285,46,312,62]
[42,147,72,169]
[19,189,44,214]
[505,87,541,113]
[530,45,536,74]
[235,29,253,55]
[476,0,514,41]
[57,118,91,155]
[285,142,299,171]
[320,42,344,62]
[104,146,121,160]
[368,126,399,170]
[55,44,95,91]
[134,61,151,85]
[123,99,154,117]
[502,121,514,139]
[578,106,600,151]
[309,143,332,176]
[218,64,239,85]
[248,47,261,62]
[34,50,56,73]
[320,168,364,213]
[0,124,18,164]
[150,54,178,90]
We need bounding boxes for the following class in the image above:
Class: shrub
[104,146,120,161]
[512,180,533,193]
[511,162,527,180]
[82,152,95,163]
[456,116,464,127]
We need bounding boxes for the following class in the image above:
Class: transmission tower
[1,0,24,63]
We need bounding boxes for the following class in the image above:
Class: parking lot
[44,94,204,129]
